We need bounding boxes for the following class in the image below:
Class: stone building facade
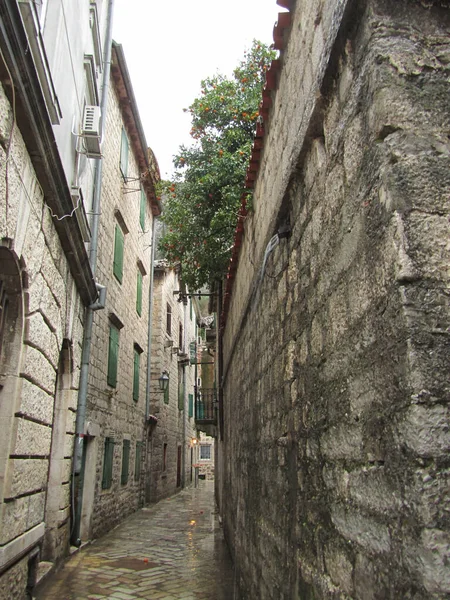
[147,264,197,502]
[220,1,450,599]
[77,42,161,542]
[0,0,109,596]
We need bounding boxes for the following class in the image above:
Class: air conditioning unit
[81,105,102,157]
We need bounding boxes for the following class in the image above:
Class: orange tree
[159,40,275,291]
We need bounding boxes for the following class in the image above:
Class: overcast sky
[112,0,281,179]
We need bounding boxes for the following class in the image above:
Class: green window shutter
[133,349,140,401]
[120,127,129,179]
[102,437,114,489]
[121,439,130,485]
[135,441,142,481]
[113,225,124,283]
[136,271,142,316]
[164,380,169,405]
[178,375,184,411]
[188,393,194,418]
[139,188,146,231]
[190,298,192,321]
[107,325,119,387]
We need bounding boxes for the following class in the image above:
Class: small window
[113,224,124,283]
[107,324,120,387]
[163,443,168,471]
[121,439,130,485]
[140,187,146,231]
[133,346,141,402]
[188,393,194,419]
[135,441,142,481]
[166,303,172,336]
[200,445,211,460]
[102,437,114,489]
[136,270,143,316]
[120,127,129,179]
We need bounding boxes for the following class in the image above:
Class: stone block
[13,417,51,457]
[0,492,45,544]
[331,505,391,554]
[397,404,450,458]
[404,529,450,595]
[25,312,59,369]
[21,345,57,396]
[19,378,54,425]
[321,424,363,461]
[8,459,48,498]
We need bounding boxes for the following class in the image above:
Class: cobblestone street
[35,482,235,600]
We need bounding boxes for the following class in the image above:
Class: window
[107,324,120,387]
[140,187,146,231]
[164,379,170,405]
[120,127,129,179]
[166,303,172,336]
[188,393,194,419]
[163,443,168,471]
[121,439,130,485]
[102,437,114,489]
[136,270,143,316]
[133,346,142,401]
[113,224,124,283]
[135,441,142,481]
[190,298,192,321]
[200,445,211,460]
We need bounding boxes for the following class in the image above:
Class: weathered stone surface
[19,377,54,425]
[220,1,450,598]
[8,459,48,498]
[13,417,52,457]
[0,492,45,544]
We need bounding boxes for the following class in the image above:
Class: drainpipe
[71,0,115,546]
[145,215,158,420]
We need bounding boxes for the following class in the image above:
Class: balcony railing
[195,388,217,425]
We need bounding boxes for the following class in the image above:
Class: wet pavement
[35,481,235,600]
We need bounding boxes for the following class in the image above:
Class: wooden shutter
[136,271,142,316]
[140,187,146,230]
[102,437,114,489]
[164,380,169,405]
[107,325,119,387]
[120,127,129,178]
[133,349,140,401]
[188,393,194,418]
[113,225,124,283]
[121,439,130,485]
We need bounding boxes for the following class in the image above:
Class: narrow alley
[34,482,234,600]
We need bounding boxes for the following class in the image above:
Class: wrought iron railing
[195,388,217,423]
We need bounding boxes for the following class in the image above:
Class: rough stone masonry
[220,0,450,598]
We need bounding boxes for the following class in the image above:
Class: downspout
[145,214,158,420]
[144,214,157,504]
[71,0,115,546]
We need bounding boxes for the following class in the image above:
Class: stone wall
[0,81,85,592]
[82,77,155,540]
[221,1,450,598]
[147,267,197,502]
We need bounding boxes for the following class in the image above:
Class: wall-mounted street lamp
[158,370,169,392]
